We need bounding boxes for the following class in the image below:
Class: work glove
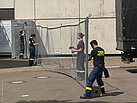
[69,46,74,49]
[72,50,76,53]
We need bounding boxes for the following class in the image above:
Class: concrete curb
[88,65,137,69]
[106,66,137,69]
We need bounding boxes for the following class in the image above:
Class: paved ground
[0,57,137,103]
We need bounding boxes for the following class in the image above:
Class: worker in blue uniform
[69,33,85,80]
[29,34,38,66]
[80,40,105,99]
[19,29,25,59]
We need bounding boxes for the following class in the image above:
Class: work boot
[29,63,34,66]
[19,55,23,59]
[80,94,91,99]
[101,88,105,94]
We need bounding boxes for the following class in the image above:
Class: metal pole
[34,0,38,65]
[24,22,28,59]
[34,0,36,21]
[78,0,81,32]
[34,0,36,33]
[33,0,37,34]
[79,0,80,24]
[85,17,89,83]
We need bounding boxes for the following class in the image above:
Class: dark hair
[90,40,98,46]
[78,32,84,38]
[31,33,36,37]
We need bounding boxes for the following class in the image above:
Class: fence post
[85,17,89,83]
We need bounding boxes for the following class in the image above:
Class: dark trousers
[19,43,24,58]
[85,66,105,97]
[77,54,85,80]
[29,47,35,66]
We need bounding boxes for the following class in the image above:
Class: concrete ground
[0,57,137,103]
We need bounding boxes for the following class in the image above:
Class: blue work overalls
[29,38,35,66]
[85,47,105,97]
[19,33,24,58]
[85,66,105,97]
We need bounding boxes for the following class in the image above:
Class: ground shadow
[126,69,137,73]
[16,100,137,103]
[15,92,125,103]
[85,91,124,99]
[0,59,30,69]
[105,92,124,96]
[16,100,112,103]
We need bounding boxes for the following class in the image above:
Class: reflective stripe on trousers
[77,70,85,73]
[85,66,105,97]
[19,53,24,55]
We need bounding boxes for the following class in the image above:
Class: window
[0,8,14,20]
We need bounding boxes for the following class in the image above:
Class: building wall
[0,0,121,54]
[15,0,34,19]
[0,0,14,8]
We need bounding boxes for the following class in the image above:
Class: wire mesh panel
[11,21,35,59]
[11,18,88,87]
[37,19,88,87]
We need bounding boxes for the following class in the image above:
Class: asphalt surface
[0,57,137,103]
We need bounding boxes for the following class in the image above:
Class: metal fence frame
[11,17,89,86]
[11,21,35,59]
[36,17,89,86]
